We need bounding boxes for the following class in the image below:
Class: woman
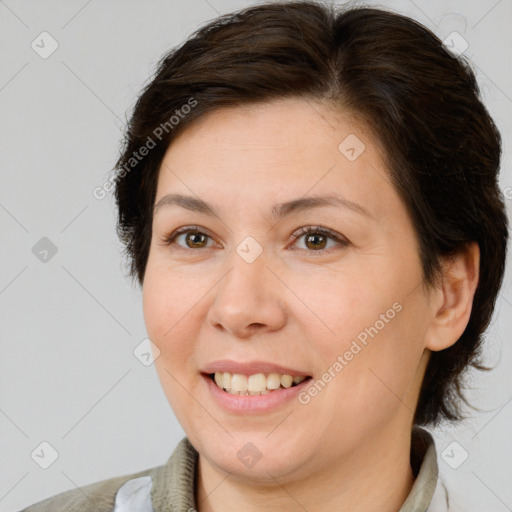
[21,1,508,511]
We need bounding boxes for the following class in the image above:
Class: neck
[195,423,416,512]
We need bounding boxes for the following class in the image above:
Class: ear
[424,242,480,352]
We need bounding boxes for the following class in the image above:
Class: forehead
[154,97,397,223]
[167,97,373,160]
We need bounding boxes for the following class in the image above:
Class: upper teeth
[213,372,307,394]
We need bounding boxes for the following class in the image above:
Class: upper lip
[201,359,310,377]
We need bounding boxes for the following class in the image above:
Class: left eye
[290,226,349,252]
[160,225,348,253]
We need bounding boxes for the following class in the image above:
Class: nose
[206,248,287,339]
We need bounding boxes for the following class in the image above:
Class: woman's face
[143,97,435,482]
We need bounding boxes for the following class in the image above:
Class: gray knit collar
[149,427,439,512]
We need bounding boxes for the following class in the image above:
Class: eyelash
[159,225,349,254]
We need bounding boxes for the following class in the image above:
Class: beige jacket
[19,427,453,511]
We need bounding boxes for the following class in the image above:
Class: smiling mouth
[208,372,313,395]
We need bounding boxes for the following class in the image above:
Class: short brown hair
[111,1,509,427]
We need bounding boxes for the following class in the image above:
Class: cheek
[289,268,399,356]
[142,262,182,337]
[143,277,181,382]
[298,265,424,398]
[142,265,201,366]
[143,272,198,420]
[328,294,427,420]
[142,282,166,343]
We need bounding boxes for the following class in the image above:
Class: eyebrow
[153,193,372,220]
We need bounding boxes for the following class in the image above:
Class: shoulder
[18,463,165,512]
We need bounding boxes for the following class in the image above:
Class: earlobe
[424,242,480,352]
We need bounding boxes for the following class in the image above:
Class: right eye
[159,226,217,251]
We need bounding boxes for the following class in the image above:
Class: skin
[142,97,480,512]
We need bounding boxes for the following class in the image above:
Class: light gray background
[1,0,511,511]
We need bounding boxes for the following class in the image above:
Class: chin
[196,433,306,481]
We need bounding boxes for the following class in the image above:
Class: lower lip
[202,374,312,414]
